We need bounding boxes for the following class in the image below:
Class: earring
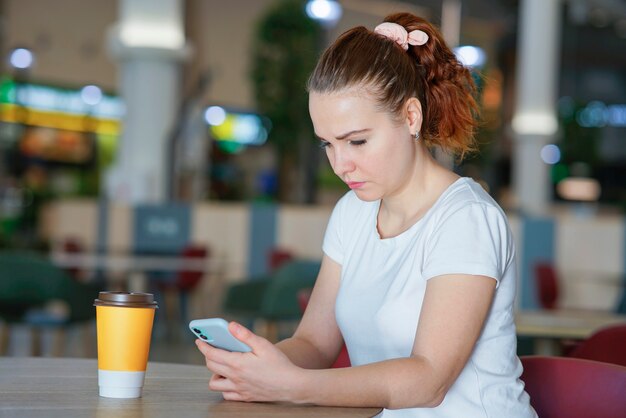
[414,131,420,141]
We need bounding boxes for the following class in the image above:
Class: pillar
[512,0,562,215]
[437,0,462,170]
[106,0,190,203]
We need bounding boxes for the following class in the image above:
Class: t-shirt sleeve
[422,203,510,287]
[322,194,347,265]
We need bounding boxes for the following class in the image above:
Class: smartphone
[189,318,252,353]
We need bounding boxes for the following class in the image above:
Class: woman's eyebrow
[316,129,371,141]
[336,128,371,139]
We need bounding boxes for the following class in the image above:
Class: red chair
[61,237,85,281]
[568,324,626,367]
[297,288,351,368]
[520,356,626,418]
[534,262,559,310]
[155,244,209,325]
[175,244,210,292]
[268,248,294,272]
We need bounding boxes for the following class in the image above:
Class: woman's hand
[195,321,305,403]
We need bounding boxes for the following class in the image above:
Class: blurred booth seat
[0,251,100,356]
[520,356,626,418]
[223,259,320,342]
[567,324,626,367]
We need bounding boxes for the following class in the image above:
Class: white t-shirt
[323,177,536,418]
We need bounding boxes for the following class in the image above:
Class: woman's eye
[318,141,331,149]
[350,140,366,146]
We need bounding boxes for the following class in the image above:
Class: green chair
[223,259,320,341]
[0,250,100,356]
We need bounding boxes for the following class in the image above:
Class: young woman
[196,12,537,417]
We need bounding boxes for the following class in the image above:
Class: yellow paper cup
[94,292,158,398]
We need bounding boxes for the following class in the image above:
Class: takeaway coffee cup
[94,291,158,398]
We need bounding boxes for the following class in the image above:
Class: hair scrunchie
[374,22,429,51]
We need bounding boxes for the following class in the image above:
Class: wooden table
[515,309,626,355]
[0,357,381,418]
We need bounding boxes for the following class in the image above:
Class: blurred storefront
[0,78,122,246]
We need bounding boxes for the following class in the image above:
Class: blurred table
[51,251,213,273]
[50,251,219,292]
[0,357,381,418]
[515,309,626,355]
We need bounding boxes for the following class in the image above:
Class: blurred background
[0,0,625,365]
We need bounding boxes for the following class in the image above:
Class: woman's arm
[197,273,495,409]
[275,254,345,369]
[292,274,496,409]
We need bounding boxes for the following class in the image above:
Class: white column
[437,0,462,169]
[106,0,190,203]
[512,0,562,215]
[441,0,461,48]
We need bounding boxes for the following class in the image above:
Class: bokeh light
[9,48,34,70]
[204,106,227,126]
[80,85,103,106]
[540,144,561,165]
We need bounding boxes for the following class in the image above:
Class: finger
[204,358,230,377]
[222,391,245,402]
[209,375,237,392]
[195,339,231,366]
[211,373,225,380]
[228,321,272,353]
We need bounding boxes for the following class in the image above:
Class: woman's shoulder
[440,177,501,208]
[433,177,507,222]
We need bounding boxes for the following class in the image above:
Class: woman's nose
[330,149,355,176]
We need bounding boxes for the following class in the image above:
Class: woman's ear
[405,97,423,134]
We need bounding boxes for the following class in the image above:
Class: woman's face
[309,89,421,202]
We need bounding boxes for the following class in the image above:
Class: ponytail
[385,13,479,158]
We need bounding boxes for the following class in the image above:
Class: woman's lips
[347,181,365,189]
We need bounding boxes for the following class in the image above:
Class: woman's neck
[376,152,459,239]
